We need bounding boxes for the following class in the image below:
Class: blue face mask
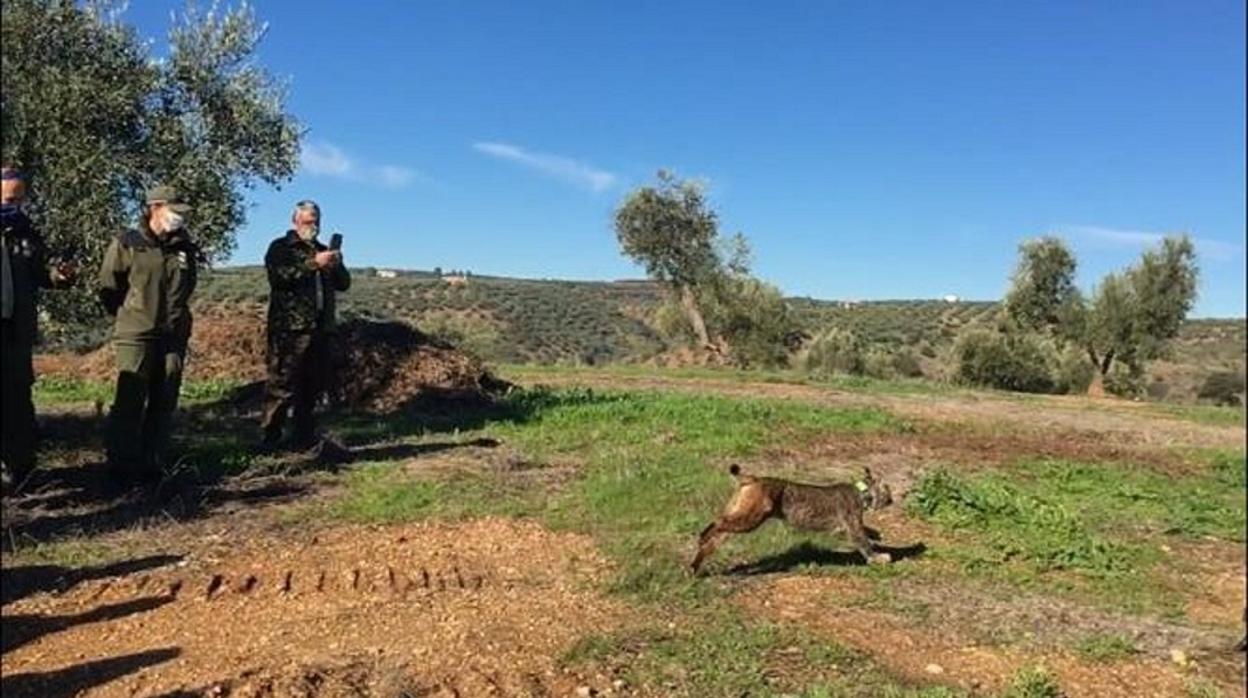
[0,204,19,221]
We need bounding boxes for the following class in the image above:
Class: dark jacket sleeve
[265,238,318,291]
[96,236,129,315]
[27,224,56,289]
[331,258,351,292]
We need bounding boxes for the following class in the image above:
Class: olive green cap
[145,184,192,213]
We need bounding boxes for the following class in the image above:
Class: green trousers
[260,331,329,446]
[106,339,185,478]
[1,320,36,482]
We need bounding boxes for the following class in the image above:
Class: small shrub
[892,349,925,378]
[863,346,897,379]
[1003,666,1064,698]
[1197,371,1245,407]
[954,328,1056,393]
[1104,362,1146,398]
[803,327,865,376]
[1053,345,1095,394]
[1145,380,1170,401]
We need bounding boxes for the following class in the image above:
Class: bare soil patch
[738,575,1245,697]
[2,519,628,697]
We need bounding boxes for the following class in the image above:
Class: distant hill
[188,266,1245,402]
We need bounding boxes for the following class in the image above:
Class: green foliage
[613,171,796,361]
[1184,678,1226,698]
[613,170,720,288]
[803,327,866,376]
[1052,345,1096,395]
[953,328,1056,394]
[563,617,941,698]
[863,346,898,379]
[702,274,796,368]
[1002,666,1064,698]
[1001,234,1200,390]
[416,311,505,360]
[891,349,925,378]
[1073,633,1137,662]
[1,0,299,337]
[907,468,1133,574]
[1103,361,1146,398]
[907,455,1245,608]
[1004,237,1081,334]
[1130,236,1200,356]
[32,375,113,405]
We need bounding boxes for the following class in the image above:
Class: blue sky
[126,1,1245,317]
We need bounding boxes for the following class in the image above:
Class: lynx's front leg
[842,513,891,565]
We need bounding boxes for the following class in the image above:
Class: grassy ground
[13,366,1247,696]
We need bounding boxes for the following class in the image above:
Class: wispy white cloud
[375,165,418,188]
[1055,224,1242,261]
[301,141,353,177]
[300,140,428,189]
[473,141,616,192]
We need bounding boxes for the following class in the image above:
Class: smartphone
[329,232,343,251]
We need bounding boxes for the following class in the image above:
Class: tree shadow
[1,647,180,698]
[5,385,616,550]
[348,436,501,463]
[725,541,928,576]
[1,553,182,605]
[3,594,176,655]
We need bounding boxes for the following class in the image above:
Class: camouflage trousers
[106,339,186,480]
[261,331,331,446]
[1,320,37,482]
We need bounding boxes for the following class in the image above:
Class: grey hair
[292,199,320,221]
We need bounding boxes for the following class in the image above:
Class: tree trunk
[679,283,712,348]
[1087,371,1106,398]
[1085,347,1113,397]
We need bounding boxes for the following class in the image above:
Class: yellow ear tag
[854,481,869,492]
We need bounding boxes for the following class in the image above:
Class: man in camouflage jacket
[260,200,350,449]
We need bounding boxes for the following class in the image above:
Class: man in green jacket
[1,166,76,487]
[97,185,199,485]
[260,199,351,450]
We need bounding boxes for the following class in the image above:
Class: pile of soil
[40,303,510,413]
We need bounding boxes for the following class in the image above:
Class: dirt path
[520,372,1245,450]
[738,575,1245,698]
[2,519,631,697]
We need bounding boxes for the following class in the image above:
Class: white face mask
[162,211,185,233]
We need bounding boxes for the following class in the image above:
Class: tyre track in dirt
[1,519,631,697]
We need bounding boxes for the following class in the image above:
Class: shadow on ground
[1,554,182,605]
[3,387,613,551]
[3,595,175,656]
[1,647,180,698]
[725,541,928,576]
